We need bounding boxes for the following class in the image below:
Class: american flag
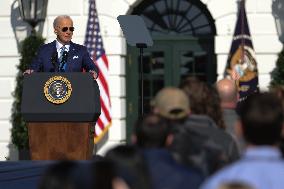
[84,0,112,143]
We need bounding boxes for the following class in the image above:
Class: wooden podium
[21,73,101,160]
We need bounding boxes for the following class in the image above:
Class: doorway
[126,36,216,139]
[126,0,216,140]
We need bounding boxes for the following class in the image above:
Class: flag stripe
[96,119,104,131]
[94,122,111,143]
[100,96,112,122]
[102,54,109,68]
[98,113,108,129]
[97,79,111,111]
[97,67,110,99]
[84,0,111,143]
[97,55,109,76]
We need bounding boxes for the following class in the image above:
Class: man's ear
[131,134,137,145]
[165,134,174,147]
[236,92,240,101]
[54,28,58,35]
[112,178,130,189]
[152,107,159,114]
[235,120,243,138]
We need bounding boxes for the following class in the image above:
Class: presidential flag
[84,0,112,143]
[226,0,259,101]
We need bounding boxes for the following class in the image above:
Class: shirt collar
[56,39,70,52]
[243,146,282,160]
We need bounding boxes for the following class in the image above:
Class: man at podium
[24,15,99,79]
[21,15,101,160]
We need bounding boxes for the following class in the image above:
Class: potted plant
[11,35,45,159]
[270,46,284,86]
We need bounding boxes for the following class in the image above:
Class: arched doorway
[126,0,216,138]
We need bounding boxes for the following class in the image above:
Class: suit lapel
[66,42,77,71]
[51,41,59,71]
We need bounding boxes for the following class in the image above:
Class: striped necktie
[59,46,67,72]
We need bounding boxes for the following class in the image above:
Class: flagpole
[241,0,245,63]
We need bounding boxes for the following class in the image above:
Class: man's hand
[23,69,34,75]
[89,70,98,79]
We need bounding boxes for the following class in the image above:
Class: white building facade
[0,0,282,160]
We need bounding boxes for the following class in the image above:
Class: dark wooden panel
[28,122,94,160]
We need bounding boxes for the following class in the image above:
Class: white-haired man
[24,15,98,78]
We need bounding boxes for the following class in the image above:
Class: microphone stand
[136,43,147,116]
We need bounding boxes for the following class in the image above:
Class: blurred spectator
[174,77,239,174]
[92,154,105,161]
[133,113,204,189]
[180,77,225,129]
[270,85,284,114]
[216,78,239,135]
[151,87,190,121]
[201,92,284,189]
[216,78,244,151]
[105,145,152,189]
[270,85,284,156]
[149,85,236,175]
[91,159,115,189]
[38,161,86,189]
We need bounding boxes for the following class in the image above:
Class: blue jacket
[30,40,99,74]
[143,148,204,189]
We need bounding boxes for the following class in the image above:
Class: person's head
[105,145,152,189]
[179,76,211,114]
[38,161,79,189]
[91,159,116,189]
[151,87,190,120]
[180,76,226,129]
[216,78,238,109]
[53,15,74,45]
[133,113,173,148]
[270,85,284,154]
[270,85,284,114]
[238,92,283,145]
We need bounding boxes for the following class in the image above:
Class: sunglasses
[60,27,75,32]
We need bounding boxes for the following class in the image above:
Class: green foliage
[11,35,45,149]
[270,46,284,87]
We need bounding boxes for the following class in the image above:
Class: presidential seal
[44,76,72,104]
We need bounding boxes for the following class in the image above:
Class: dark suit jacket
[30,40,99,74]
[143,149,204,189]
[170,114,240,176]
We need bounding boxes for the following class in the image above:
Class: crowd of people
[35,77,284,189]
[17,13,284,189]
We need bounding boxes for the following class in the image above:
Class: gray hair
[53,15,72,28]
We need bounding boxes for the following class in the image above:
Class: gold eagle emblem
[44,76,72,104]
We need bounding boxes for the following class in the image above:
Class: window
[132,0,215,36]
